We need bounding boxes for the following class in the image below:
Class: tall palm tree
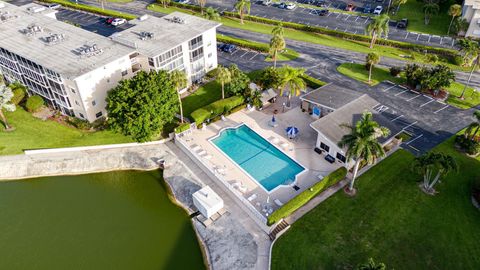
[459,40,480,99]
[169,70,188,123]
[366,14,390,49]
[0,85,16,131]
[203,7,221,20]
[269,34,285,69]
[216,66,231,99]
[338,111,390,192]
[271,23,284,37]
[423,2,439,25]
[158,0,171,8]
[411,152,458,194]
[234,0,251,24]
[278,65,306,107]
[97,0,106,10]
[197,0,207,15]
[393,0,407,12]
[465,110,480,140]
[447,4,462,35]
[366,53,380,84]
[356,258,386,270]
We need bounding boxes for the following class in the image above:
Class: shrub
[91,116,108,130]
[455,135,480,155]
[175,122,191,134]
[453,55,464,66]
[40,0,136,19]
[267,167,347,225]
[10,85,26,105]
[191,96,245,125]
[390,66,402,77]
[217,35,269,53]
[300,74,326,89]
[205,68,218,80]
[426,54,439,63]
[25,95,44,112]
[67,117,92,130]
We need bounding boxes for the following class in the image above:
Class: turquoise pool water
[211,124,305,192]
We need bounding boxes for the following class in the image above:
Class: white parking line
[240,51,249,58]
[230,50,238,56]
[395,90,409,96]
[382,85,396,92]
[336,13,342,18]
[419,99,435,107]
[364,17,369,24]
[373,105,389,113]
[405,134,423,145]
[439,36,443,44]
[434,105,449,114]
[391,115,404,122]
[402,121,418,131]
[249,53,258,60]
[407,94,421,101]
[344,15,350,21]
[334,27,338,31]
[404,32,409,39]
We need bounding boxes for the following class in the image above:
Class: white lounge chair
[191,145,201,152]
[247,193,257,202]
[271,137,280,144]
[197,150,207,156]
[281,142,289,149]
[274,199,284,206]
[203,154,212,160]
[221,115,226,121]
[318,174,324,180]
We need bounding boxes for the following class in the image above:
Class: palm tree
[447,4,462,35]
[97,0,106,10]
[197,0,207,15]
[278,65,306,107]
[459,40,480,98]
[234,0,251,24]
[338,111,390,192]
[366,53,380,84]
[366,14,390,49]
[356,258,386,270]
[203,7,221,20]
[216,66,231,99]
[269,34,286,69]
[158,0,171,8]
[169,70,188,123]
[423,2,439,25]
[411,152,458,194]
[271,23,284,37]
[0,85,16,131]
[392,0,407,12]
[465,110,480,140]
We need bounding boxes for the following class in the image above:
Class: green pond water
[0,170,205,270]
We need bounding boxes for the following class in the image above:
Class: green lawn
[0,108,132,155]
[337,63,479,108]
[391,1,451,36]
[181,80,222,118]
[147,4,465,71]
[337,63,405,86]
[265,49,300,62]
[272,137,480,270]
[106,0,133,3]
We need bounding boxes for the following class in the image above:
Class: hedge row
[175,123,191,134]
[301,74,326,89]
[222,12,458,60]
[26,95,44,113]
[267,167,347,225]
[217,35,269,53]
[191,96,244,125]
[170,2,202,12]
[40,0,137,20]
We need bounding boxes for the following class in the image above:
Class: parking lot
[55,8,133,37]
[217,44,269,71]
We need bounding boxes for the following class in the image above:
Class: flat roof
[192,186,223,209]
[113,12,221,57]
[300,83,363,110]
[0,1,135,78]
[310,94,402,146]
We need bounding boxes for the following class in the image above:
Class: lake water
[0,170,205,270]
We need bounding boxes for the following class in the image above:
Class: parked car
[285,2,296,10]
[217,43,226,51]
[315,0,326,7]
[318,9,329,16]
[261,0,272,5]
[175,0,190,3]
[363,4,371,13]
[373,5,382,15]
[345,3,355,11]
[397,18,408,28]
[223,44,237,53]
[111,18,126,26]
[105,17,115,24]
[47,3,61,9]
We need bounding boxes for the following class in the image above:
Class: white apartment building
[462,0,480,38]
[0,1,220,122]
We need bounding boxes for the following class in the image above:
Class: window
[75,100,79,106]
[208,53,212,58]
[96,111,103,118]
[336,153,346,163]
[70,87,76,94]
[78,113,85,119]
[320,142,330,152]
[121,70,128,76]
[92,100,96,106]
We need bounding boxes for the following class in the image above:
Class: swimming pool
[210,124,305,192]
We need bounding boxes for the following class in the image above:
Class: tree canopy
[225,64,250,97]
[106,70,179,142]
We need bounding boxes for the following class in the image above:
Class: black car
[318,9,329,16]
[363,4,371,13]
[217,43,226,51]
[397,18,408,28]
[223,44,237,53]
[315,0,326,7]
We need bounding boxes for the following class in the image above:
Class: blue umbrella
[286,126,299,138]
[272,115,276,123]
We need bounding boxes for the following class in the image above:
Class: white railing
[174,135,269,228]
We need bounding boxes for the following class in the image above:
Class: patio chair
[203,154,212,160]
[318,174,324,180]
[247,193,257,202]
[197,150,207,156]
[191,145,201,152]
[280,142,289,150]
[221,115,226,121]
[269,137,280,144]
[274,199,284,206]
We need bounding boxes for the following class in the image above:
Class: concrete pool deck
[175,105,341,224]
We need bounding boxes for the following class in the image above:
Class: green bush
[25,95,44,112]
[217,35,269,53]
[455,135,480,155]
[390,66,402,77]
[91,116,108,130]
[191,96,245,125]
[300,74,326,89]
[67,117,92,130]
[175,123,191,134]
[10,85,26,105]
[205,68,218,80]
[40,0,136,20]
[267,167,347,225]
[170,1,202,12]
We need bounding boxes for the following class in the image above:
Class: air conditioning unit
[138,14,149,21]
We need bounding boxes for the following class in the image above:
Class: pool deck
[176,104,342,224]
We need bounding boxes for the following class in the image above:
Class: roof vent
[22,24,44,36]
[140,31,154,40]
[76,44,103,57]
[27,6,46,13]
[44,33,66,45]
[0,11,17,22]
[168,16,185,24]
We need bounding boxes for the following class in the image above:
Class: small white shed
[192,186,224,218]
